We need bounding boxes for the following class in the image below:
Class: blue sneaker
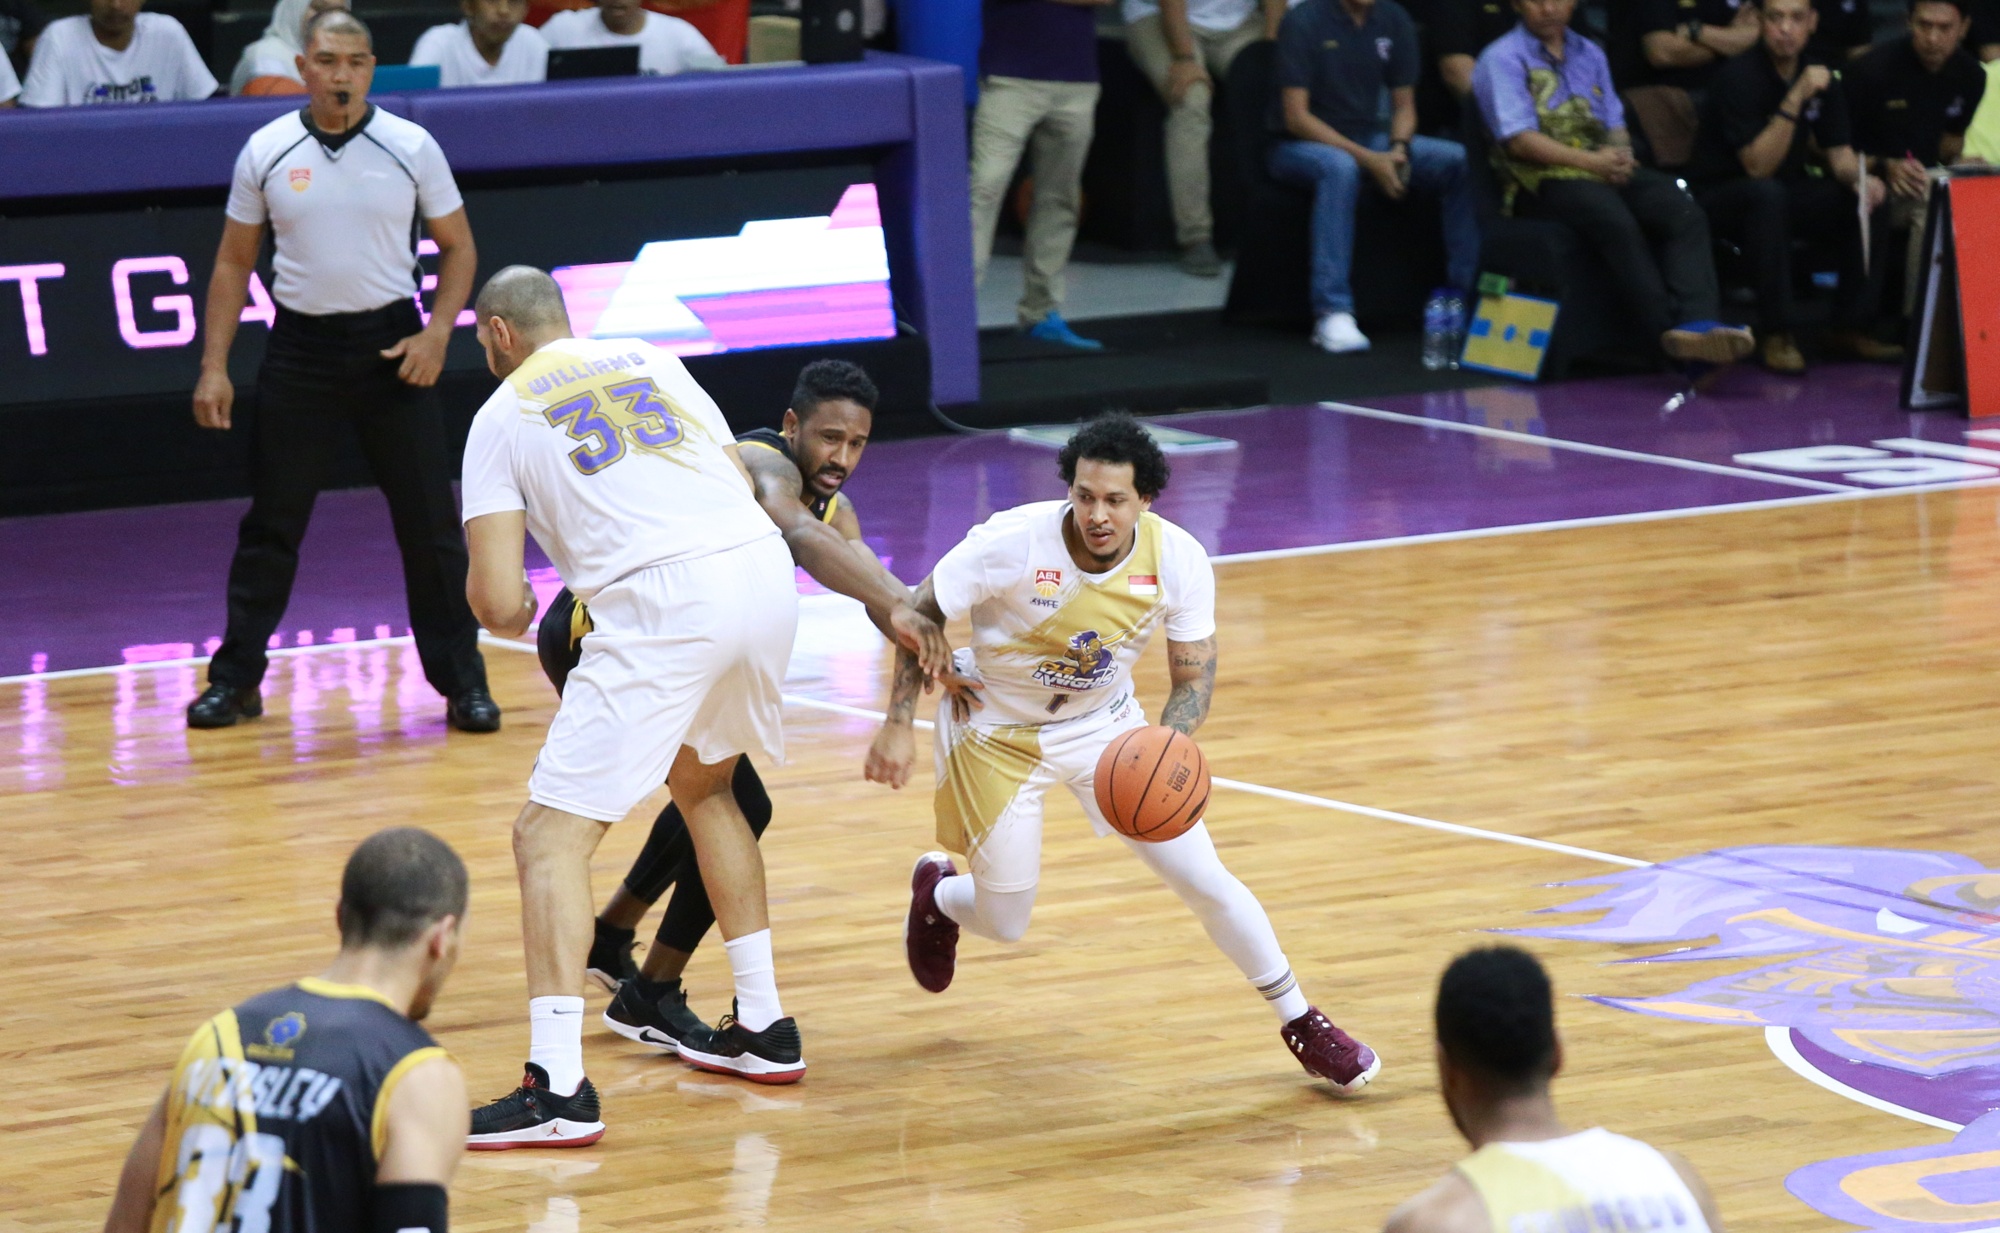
[1024,313,1103,351]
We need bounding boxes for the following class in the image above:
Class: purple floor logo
[1517,846,2000,1232]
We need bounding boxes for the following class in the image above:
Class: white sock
[725,929,784,1033]
[1251,964,1311,1024]
[528,996,586,1095]
[936,873,1037,944]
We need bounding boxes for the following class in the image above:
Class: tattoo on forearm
[1162,639,1217,735]
[1159,682,1211,735]
[886,648,925,723]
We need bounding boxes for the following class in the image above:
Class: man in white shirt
[18,0,215,106]
[188,10,496,735]
[457,266,954,1143]
[869,412,1381,1095]
[1124,0,1285,275]
[540,0,723,75]
[411,0,547,87]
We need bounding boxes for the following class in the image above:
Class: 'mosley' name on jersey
[177,1054,345,1122]
[931,501,1217,728]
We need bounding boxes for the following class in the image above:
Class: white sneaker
[1312,312,1370,354]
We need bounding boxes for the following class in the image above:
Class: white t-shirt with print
[19,12,217,106]
[539,8,723,75]
[460,336,778,601]
[930,501,1216,727]
[409,20,548,87]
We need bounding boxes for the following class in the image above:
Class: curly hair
[791,359,879,420]
[1435,946,1558,1087]
[1056,412,1170,499]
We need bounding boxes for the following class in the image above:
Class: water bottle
[1421,290,1451,371]
[1443,290,1467,370]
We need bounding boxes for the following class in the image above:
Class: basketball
[1094,726,1211,842]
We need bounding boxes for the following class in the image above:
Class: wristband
[1776,109,1799,123]
[372,1182,447,1233]
[1684,20,1702,43]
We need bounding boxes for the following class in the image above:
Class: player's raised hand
[888,602,954,679]
[192,368,235,430]
[865,722,917,789]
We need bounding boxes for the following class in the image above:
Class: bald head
[304,8,370,50]
[475,266,575,379]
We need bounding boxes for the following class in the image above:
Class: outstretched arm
[866,577,972,789]
[741,448,951,677]
[1159,635,1217,736]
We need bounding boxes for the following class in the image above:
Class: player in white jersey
[869,413,1380,1092]
[456,267,951,1144]
[1385,947,1726,1233]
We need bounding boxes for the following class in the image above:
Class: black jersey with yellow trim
[736,426,845,524]
[150,977,443,1233]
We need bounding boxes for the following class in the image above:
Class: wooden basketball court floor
[4,484,1998,1233]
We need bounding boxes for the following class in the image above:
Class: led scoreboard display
[0,163,896,407]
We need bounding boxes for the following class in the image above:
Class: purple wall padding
[0,52,977,403]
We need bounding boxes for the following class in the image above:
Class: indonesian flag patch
[1128,574,1159,596]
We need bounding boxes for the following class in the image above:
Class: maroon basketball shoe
[904,851,960,992]
[1282,1008,1381,1094]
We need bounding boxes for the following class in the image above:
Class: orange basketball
[1094,726,1211,842]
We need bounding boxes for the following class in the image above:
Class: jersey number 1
[545,378,685,476]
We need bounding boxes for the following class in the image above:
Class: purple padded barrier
[0,53,978,404]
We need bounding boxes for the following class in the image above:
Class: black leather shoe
[446,686,501,733]
[186,683,262,729]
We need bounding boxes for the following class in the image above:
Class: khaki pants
[1126,12,1264,248]
[970,75,1101,325]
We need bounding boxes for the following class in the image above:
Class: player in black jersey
[532,360,914,1056]
[105,829,475,1233]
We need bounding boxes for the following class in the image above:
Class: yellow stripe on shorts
[935,724,1042,859]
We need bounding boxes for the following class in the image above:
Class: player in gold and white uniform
[1384,946,1725,1233]
[867,413,1379,1092]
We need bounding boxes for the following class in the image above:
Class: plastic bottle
[1421,290,1451,371]
[1443,290,1467,370]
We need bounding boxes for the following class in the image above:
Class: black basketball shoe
[467,1062,605,1150]
[676,1005,805,1085]
[186,684,262,729]
[585,920,638,993]
[602,975,705,1051]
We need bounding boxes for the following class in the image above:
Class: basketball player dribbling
[103,829,470,1233]
[1385,947,1724,1233]
[867,412,1380,1092]
[458,268,952,1145]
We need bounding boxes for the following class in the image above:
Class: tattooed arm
[865,577,966,789]
[1159,635,1217,736]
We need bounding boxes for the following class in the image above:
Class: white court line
[1319,400,1864,493]
[776,693,1648,869]
[1764,1026,1961,1132]
[12,473,2000,688]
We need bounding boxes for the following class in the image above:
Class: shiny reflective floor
[6,464,2000,1231]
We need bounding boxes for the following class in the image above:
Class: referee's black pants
[209,301,487,698]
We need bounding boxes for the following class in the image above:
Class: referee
[188,9,497,733]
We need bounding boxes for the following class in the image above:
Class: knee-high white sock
[936,873,1037,944]
[528,996,586,1095]
[1123,825,1311,1022]
[725,929,784,1032]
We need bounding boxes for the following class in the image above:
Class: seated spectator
[2,0,47,79]
[18,0,215,106]
[1845,0,1984,316]
[1269,0,1480,354]
[1635,0,1760,92]
[412,0,548,87]
[1125,0,1285,277]
[1475,0,1754,366]
[1689,0,1891,372]
[969,0,1113,350]
[1439,0,1551,97]
[231,0,349,95]
[1810,0,1878,59]
[541,0,722,74]
[1965,55,2000,153]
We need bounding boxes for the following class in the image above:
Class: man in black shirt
[1691,0,1889,371]
[1846,0,1982,317]
[1636,0,1761,91]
